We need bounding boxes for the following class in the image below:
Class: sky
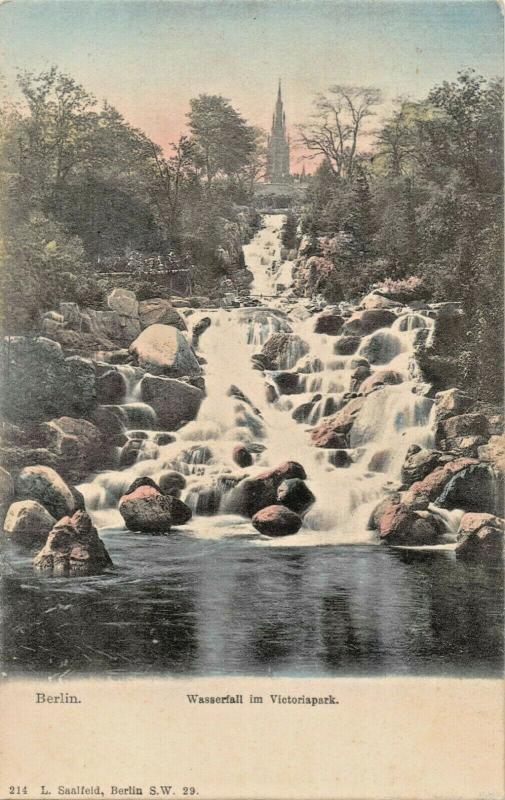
[1,0,503,168]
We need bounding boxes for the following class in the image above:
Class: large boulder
[276,478,315,516]
[233,444,253,468]
[310,396,365,448]
[226,461,307,517]
[37,416,108,482]
[138,298,187,330]
[334,336,361,356]
[34,510,112,576]
[96,370,127,404]
[129,324,201,377]
[119,478,192,532]
[401,446,444,486]
[140,375,204,430]
[360,369,403,395]
[15,465,77,519]
[91,406,128,448]
[3,500,56,546]
[341,309,396,336]
[0,337,97,424]
[375,499,444,545]
[436,413,490,456]
[313,312,344,335]
[107,288,139,318]
[434,388,473,423]
[260,333,309,370]
[252,505,302,537]
[455,513,503,559]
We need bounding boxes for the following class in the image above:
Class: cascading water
[79,213,441,544]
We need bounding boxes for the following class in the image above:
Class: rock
[251,505,302,537]
[3,500,56,546]
[361,292,398,310]
[360,370,403,395]
[192,317,212,347]
[65,357,97,416]
[341,309,396,336]
[129,324,201,377]
[401,447,443,486]
[310,396,365,448]
[82,308,141,348]
[0,445,62,473]
[140,375,204,430]
[376,500,443,545]
[37,416,107,482]
[313,312,344,335]
[334,336,361,356]
[96,369,127,404]
[329,450,352,468]
[233,444,253,468]
[158,471,186,498]
[368,494,402,530]
[360,331,402,365]
[413,306,465,392]
[227,461,307,517]
[260,333,309,370]
[91,406,128,447]
[350,364,371,393]
[15,465,77,519]
[276,479,315,515]
[251,353,275,371]
[436,413,490,454]
[34,510,112,576]
[374,279,429,303]
[435,463,498,514]
[107,288,139,318]
[119,439,143,468]
[154,432,176,446]
[271,372,302,395]
[138,298,187,330]
[434,388,473,422]
[119,480,192,531]
[403,457,479,508]
[478,435,505,513]
[455,513,503,559]
[0,337,97,424]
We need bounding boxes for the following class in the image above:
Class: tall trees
[187,94,256,186]
[298,85,381,179]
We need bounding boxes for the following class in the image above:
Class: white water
[79,214,440,545]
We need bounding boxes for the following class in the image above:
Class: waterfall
[79,214,441,543]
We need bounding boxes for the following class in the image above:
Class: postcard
[0,1,503,798]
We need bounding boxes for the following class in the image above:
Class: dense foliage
[299,71,503,401]
[0,68,264,331]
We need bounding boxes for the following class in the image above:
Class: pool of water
[1,529,503,678]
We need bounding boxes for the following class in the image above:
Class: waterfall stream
[79,214,441,544]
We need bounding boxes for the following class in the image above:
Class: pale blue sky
[1,0,502,160]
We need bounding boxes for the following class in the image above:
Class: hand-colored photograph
[0,0,503,680]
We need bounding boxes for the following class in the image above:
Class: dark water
[1,529,503,677]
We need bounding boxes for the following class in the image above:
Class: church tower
[266,81,290,182]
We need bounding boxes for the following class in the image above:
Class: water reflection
[1,534,503,677]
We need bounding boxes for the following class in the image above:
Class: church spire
[266,80,290,183]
